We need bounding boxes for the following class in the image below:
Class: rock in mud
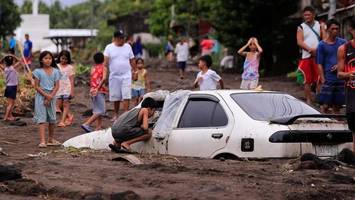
[111,190,141,200]
[329,173,355,184]
[298,153,338,170]
[337,148,355,165]
[0,165,22,181]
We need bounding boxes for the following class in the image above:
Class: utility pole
[90,0,94,37]
[32,0,39,15]
[328,0,336,19]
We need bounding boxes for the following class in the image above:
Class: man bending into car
[109,97,157,153]
[337,16,355,152]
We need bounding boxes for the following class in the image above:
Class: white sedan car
[64,90,352,158]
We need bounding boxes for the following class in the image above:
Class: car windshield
[230,93,320,121]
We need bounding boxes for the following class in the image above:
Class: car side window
[178,98,228,128]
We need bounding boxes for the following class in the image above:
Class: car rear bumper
[269,130,353,144]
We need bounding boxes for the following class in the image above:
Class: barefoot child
[81,52,108,132]
[109,97,157,152]
[33,51,62,148]
[237,37,263,90]
[194,55,224,90]
[132,58,151,106]
[0,55,21,121]
[56,50,75,127]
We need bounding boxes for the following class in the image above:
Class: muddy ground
[0,66,354,200]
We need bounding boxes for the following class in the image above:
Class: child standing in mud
[237,37,263,90]
[56,50,75,127]
[0,55,21,121]
[132,58,151,106]
[33,51,62,148]
[194,55,224,90]
[81,52,108,132]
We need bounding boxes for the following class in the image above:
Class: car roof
[189,89,279,95]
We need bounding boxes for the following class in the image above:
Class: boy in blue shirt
[23,34,33,67]
[316,19,347,113]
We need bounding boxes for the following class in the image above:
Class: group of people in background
[297,6,355,151]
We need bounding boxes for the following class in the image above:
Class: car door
[167,94,234,157]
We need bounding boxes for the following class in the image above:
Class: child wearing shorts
[33,51,62,148]
[132,58,151,106]
[237,37,263,90]
[81,52,108,132]
[56,50,75,127]
[0,55,21,121]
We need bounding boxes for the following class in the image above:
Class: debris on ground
[112,154,144,165]
[27,152,48,158]
[0,147,8,156]
[337,148,355,165]
[0,165,22,181]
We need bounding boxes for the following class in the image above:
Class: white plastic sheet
[153,90,191,139]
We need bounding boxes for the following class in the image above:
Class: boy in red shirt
[82,52,108,132]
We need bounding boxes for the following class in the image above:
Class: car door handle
[211,133,223,139]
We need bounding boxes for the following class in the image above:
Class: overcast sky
[15,0,87,7]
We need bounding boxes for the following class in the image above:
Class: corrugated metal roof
[46,29,98,38]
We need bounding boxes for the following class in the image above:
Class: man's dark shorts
[177,61,186,71]
[112,127,146,142]
[345,88,355,132]
[346,112,355,132]
[317,80,345,106]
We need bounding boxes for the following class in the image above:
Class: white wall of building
[15,14,52,51]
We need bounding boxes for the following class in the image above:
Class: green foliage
[147,0,173,36]
[94,0,153,45]
[75,63,91,75]
[198,0,298,49]
[144,43,162,58]
[147,0,201,37]
[0,76,5,90]
[21,0,104,29]
[0,1,21,38]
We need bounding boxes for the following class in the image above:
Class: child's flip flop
[38,143,47,148]
[47,140,61,146]
[81,124,93,133]
[57,122,66,127]
[109,144,121,153]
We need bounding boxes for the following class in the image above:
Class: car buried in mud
[63,90,353,159]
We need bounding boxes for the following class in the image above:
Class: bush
[76,63,91,75]
[144,43,162,58]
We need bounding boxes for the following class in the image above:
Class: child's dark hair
[39,51,58,68]
[57,50,72,64]
[136,58,144,64]
[303,6,315,14]
[141,97,157,108]
[4,56,14,66]
[199,55,212,68]
[93,52,104,64]
[326,19,340,29]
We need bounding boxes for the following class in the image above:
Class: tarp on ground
[153,90,191,139]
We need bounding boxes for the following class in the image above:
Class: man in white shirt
[104,30,135,121]
[175,38,189,79]
[296,6,323,104]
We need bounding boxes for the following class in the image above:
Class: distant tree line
[4,0,324,74]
